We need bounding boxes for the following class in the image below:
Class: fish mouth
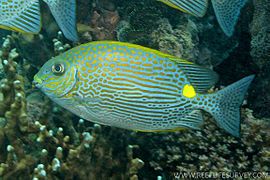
[33,76,43,88]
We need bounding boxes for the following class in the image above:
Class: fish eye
[52,63,65,75]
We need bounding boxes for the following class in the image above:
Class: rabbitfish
[0,0,78,41]
[33,41,254,137]
[157,0,248,36]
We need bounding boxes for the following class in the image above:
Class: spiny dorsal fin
[176,110,203,129]
[0,0,41,33]
[44,0,78,41]
[158,0,209,17]
[211,0,248,36]
[171,58,218,93]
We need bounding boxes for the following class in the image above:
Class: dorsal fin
[158,0,209,17]
[171,58,218,93]
[44,0,78,41]
[211,0,248,36]
[0,0,41,33]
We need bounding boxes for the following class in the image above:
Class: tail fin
[208,75,255,137]
[44,0,78,41]
[211,0,248,36]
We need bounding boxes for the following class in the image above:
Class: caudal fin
[210,75,255,137]
[211,0,248,36]
[44,0,78,41]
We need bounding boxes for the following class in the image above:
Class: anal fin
[176,110,203,129]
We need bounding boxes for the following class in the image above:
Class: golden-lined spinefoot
[0,0,78,41]
[157,0,248,36]
[33,41,254,137]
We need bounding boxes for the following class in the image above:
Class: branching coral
[131,108,270,179]
[0,35,144,179]
[0,36,28,159]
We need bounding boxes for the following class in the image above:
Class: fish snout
[32,76,43,88]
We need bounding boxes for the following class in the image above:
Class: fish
[157,0,248,37]
[0,0,78,41]
[33,41,254,137]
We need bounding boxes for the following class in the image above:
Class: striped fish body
[51,42,203,131]
[0,0,77,41]
[158,0,248,36]
[34,41,254,137]
[0,0,41,33]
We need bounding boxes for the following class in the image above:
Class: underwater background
[0,0,269,179]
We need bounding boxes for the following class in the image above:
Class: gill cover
[41,65,78,98]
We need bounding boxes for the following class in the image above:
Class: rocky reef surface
[0,0,269,179]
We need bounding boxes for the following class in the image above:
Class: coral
[52,32,72,55]
[150,18,198,61]
[249,0,270,117]
[131,109,270,179]
[115,0,163,46]
[0,36,29,159]
[115,0,240,66]
[77,0,120,42]
[90,0,120,40]
[0,35,144,179]
[11,33,53,67]
[0,119,144,179]
[250,0,270,69]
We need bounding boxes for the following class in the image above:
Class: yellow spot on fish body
[183,84,196,98]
